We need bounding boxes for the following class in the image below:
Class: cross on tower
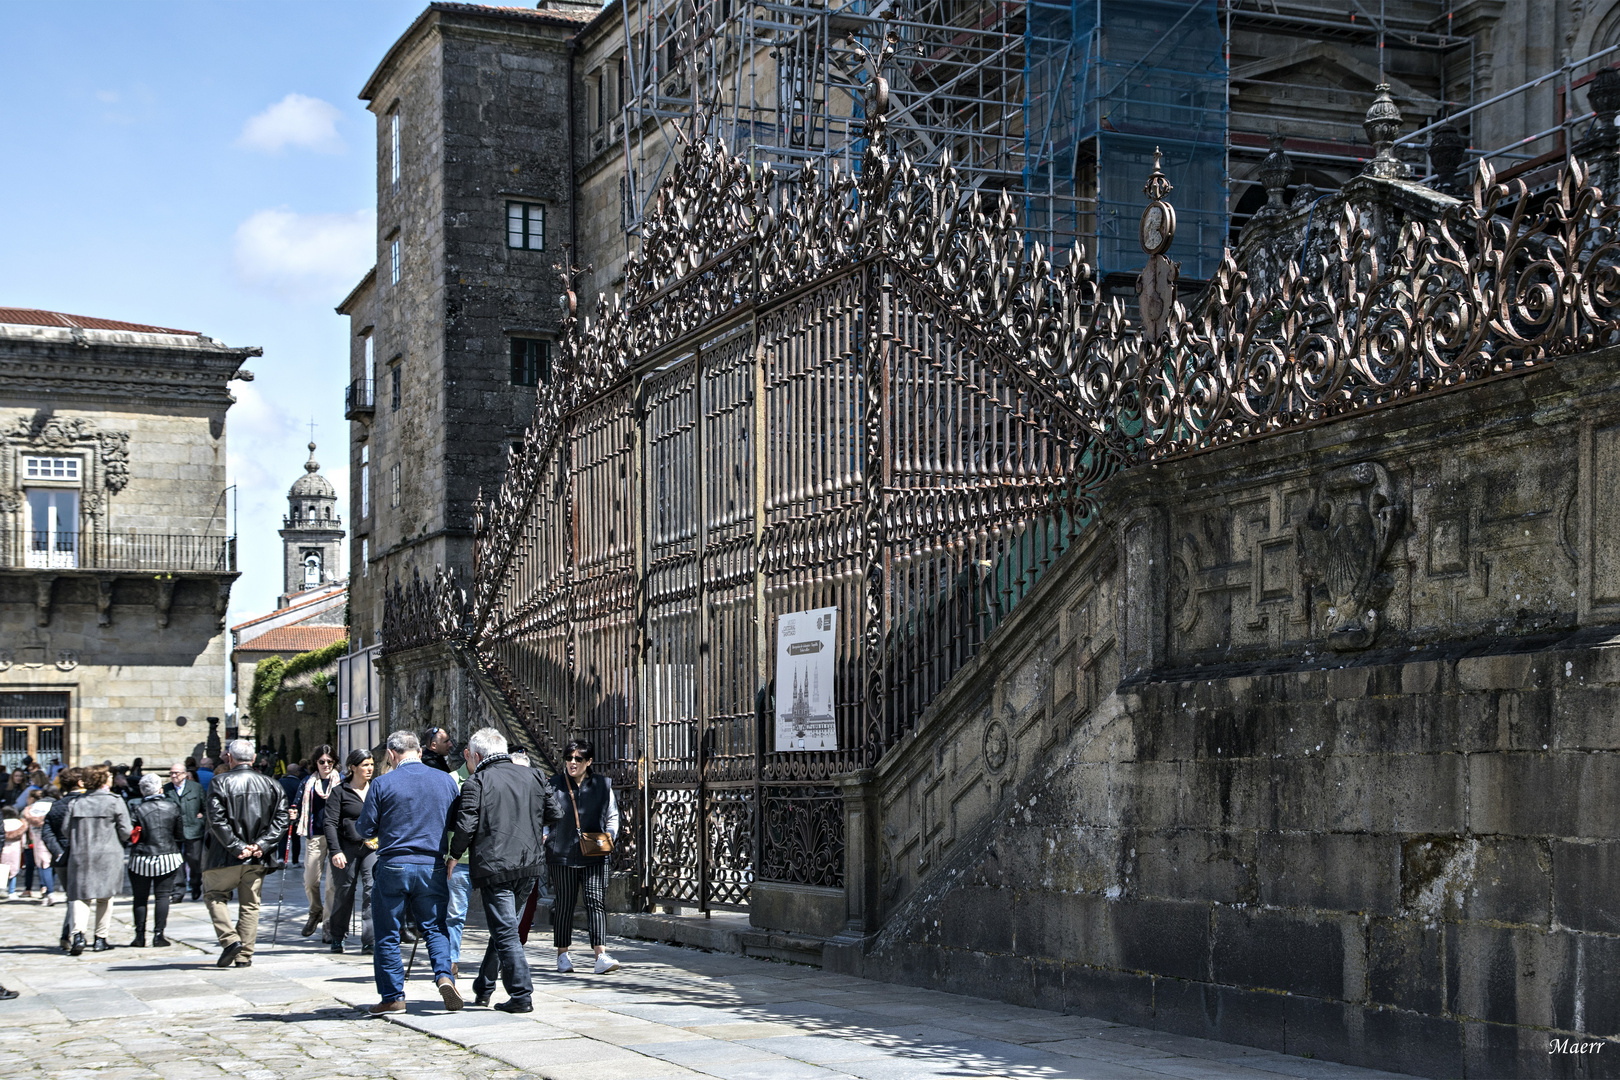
[307,417,317,445]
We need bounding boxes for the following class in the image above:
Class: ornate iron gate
[392,65,1620,909]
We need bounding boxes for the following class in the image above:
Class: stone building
[0,308,255,768]
[231,595,346,721]
[339,1,596,651]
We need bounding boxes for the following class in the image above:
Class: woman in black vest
[544,739,619,974]
[323,749,377,954]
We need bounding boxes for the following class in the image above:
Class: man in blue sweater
[355,729,462,1014]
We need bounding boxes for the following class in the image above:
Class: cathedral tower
[279,442,344,605]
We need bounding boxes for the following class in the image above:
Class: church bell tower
[278,442,344,605]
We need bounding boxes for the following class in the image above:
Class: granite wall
[833,350,1620,1077]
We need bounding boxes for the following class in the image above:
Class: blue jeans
[473,877,536,1005]
[371,861,452,1002]
[446,863,471,963]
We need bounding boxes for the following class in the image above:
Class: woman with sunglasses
[544,740,619,974]
[324,749,378,954]
[294,746,340,941]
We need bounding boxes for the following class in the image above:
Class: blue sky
[1,0,430,676]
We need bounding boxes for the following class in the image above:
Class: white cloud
[233,207,375,298]
[237,93,344,154]
[95,90,118,103]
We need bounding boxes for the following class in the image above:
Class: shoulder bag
[565,776,613,858]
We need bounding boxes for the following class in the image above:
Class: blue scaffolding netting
[1025,0,1229,280]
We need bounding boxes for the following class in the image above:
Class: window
[1,692,69,771]
[361,538,369,577]
[506,201,544,250]
[303,551,322,589]
[390,363,402,410]
[617,60,625,114]
[23,456,80,481]
[363,332,375,386]
[390,237,401,284]
[24,489,78,569]
[390,109,400,187]
[595,75,606,129]
[360,445,370,517]
[510,338,551,386]
[390,463,401,508]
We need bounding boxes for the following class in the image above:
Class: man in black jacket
[446,727,559,1013]
[40,767,85,952]
[203,740,288,969]
[164,761,207,902]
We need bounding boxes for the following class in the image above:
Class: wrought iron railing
[389,60,1620,907]
[0,530,236,573]
[345,378,375,418]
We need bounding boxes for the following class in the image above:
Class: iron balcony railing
[345,378,375,419]
[2,530,236,573]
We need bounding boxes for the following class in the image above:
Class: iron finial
[1143,146,1173,201]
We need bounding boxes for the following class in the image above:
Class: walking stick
[405,936,420,979]
[270,822,293,947]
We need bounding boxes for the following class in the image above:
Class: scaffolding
[1026,0,1227,279]
[618,0,1073,251]
[616,0,1231,279]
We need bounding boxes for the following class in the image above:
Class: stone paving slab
[0,871,1415,1080]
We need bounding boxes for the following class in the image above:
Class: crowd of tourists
[0,727,621,1014]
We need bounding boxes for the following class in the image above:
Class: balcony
[3,530,237,573]
[345,378,375,421]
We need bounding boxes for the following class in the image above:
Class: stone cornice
[0,329,258,406]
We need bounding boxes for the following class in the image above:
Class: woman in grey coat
[64,764,131,954]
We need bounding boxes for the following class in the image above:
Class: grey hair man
[202,739,288,968]
[164,759,207,903]
[355,729,463,1014]
[447,727,560,1012]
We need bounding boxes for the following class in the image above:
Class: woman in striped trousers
[544,739,620,974]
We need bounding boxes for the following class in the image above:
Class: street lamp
[295,699,305,713]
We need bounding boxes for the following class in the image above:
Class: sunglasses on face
[565,755,589,763]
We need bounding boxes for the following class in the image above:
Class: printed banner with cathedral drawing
[775,607,838,752]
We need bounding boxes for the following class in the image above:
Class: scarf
[298,772,336,837]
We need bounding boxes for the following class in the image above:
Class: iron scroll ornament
[469,124,1620,646]
[407,130,1620,748]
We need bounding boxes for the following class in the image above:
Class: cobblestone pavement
[0,872,1408,1080]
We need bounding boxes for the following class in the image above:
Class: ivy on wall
[247,638,348,722]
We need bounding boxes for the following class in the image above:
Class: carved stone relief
[2,414,134,534]
[1297,462,1405,650]
[982,717,1010,773]
[97,431,130,493]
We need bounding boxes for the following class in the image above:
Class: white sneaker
[593,953,620,974]
[556,952,573,973]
